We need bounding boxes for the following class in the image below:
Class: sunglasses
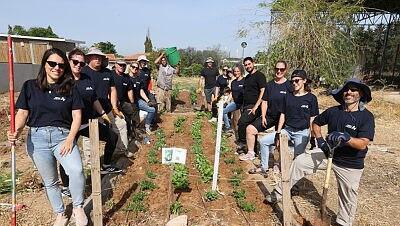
[47,61,65,69]
[344,87,360,92]
[117,63,127,67]
[131,66,139,69]
[275,67,286,72]
[290,79,303,84]
[71,59,86,67]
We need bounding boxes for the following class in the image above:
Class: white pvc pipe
[212,101,224,191]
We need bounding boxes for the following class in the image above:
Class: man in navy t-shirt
[266,78,375,226]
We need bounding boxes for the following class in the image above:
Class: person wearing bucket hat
[199,57,219,112]
[266,78,375,226]
[154,52,180,112]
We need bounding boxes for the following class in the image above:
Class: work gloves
[112,108,125,119]
[327,131,351,147]
[317,137,330,158]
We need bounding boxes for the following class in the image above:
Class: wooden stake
[89,119,103,226]
[279,133,292,226]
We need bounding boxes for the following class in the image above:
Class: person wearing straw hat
[200,57,219,112]
[266,78,375,226]
[154,52,179,112]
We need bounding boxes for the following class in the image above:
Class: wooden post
[279,133,292,226]
[211,101,224,191]
[89,119,103,226]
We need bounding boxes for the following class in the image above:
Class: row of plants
[170,163,189,216]
[191,113,213,183]
[229,167,256,212]
[173,116,186,133]
[147,129,166,164]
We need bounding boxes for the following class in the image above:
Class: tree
[144,28,153,53]
[8,25,58,38]
[240,0,363,87]
[94,41,117,54]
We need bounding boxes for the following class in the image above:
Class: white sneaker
[208,117,217,123]
[73,207,88,226]
[53,213,68,226]
[125,151,134,158]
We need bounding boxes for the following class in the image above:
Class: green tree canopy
[94,41,117,54]
[8,25,59,38]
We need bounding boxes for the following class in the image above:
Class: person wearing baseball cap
[266,77,375,226]
[199,57,219,112]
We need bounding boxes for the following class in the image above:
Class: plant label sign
[162,147,187,165]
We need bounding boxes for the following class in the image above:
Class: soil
[0,88,399,225]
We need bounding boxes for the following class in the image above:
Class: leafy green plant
[145,169,157,179]
[0,173,12,194]
[174,116,186,133]
[232,167,243,175]
[171,83,181,102]
[147,148,159,164]
[170,201,183,215]
[232,189,246,200]
[204,190,219,201]
[139,179,157,191]
[125,191,148,213]
[189,86,197,105]
[171,164,189,190]
[229,174,243,187]
[237,199,256,212]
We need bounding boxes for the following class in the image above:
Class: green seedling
[174,116,186,133]
[145,169,157,179]
[224,157,235,164]
[232,188,246,200]
[237,199,256,212]
[170,201,183,215]
[204,190,219,201]
[229,174,243,187]
[171,164,189,190]
[139,180,157,191]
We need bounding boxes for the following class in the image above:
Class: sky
[0,0,271,57]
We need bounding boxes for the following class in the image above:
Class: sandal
[248,167,268,178]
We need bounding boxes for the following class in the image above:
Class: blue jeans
[223,102,240,129]
[258,126,310,171]
[138,99,156,126]
[27,126,85,213]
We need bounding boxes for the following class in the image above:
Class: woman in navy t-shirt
[258,69,319,171]
[7,48,87,225]
[222,66,244,131]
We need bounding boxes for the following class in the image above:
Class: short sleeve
[258,73,267,89]
[72,86,85,110]
[279,95,287,114]
[16,80,31,110]
[313,108,330,126]
[357,111,375,141]
[109,73,115,87]
[262,84,270,101]
[200,68,205,77]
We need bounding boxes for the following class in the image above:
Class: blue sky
[0,0,271,57]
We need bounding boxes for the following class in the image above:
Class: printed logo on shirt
[239,85,244,87]
[85,86,94,90]
[123,83,128,86]
[345,124,357,130]
[53,96,66,101]
[103,77,110,81]
[301,105,309,109]
[280,91,287,94]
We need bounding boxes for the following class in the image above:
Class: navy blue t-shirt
[313,106,375,169]
[82,66,115,113]
[200,67,218,89]
[243,70,267,106]
[262,80,293,119]
[281,92,319,130]
[112,71,132,104]
[129,75,142,103]
[216,75,229,91]
[231,78,244,105]
[75,73,98,124]
[139,68,151,93]
[16,79,84,129]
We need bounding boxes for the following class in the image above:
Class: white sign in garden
[161,147,187,165]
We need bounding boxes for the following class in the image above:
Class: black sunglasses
[275,67,286,72]
[290,78,302,84]
[71,59,86,67]
[47,61,65,69]
[344,86,360,92]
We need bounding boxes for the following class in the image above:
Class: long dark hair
[36,48,74,95]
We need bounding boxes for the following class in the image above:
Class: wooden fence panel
[0,41,8,63]
[32,43,48,64]
[14,41,32,63]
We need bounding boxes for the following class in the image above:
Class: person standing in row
[154,52,179,113]
[266,78,374,226]
[81,47,128,155]
[59,49,121,200]
[200,57,219,112]
[222,66,244,133]
[7,48,87,226]
[237,57,267,160]
[245,61,292,173]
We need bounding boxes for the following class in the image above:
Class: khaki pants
[275,148,363,226]
[156,87,171,112]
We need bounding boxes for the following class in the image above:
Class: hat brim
[332,80,372,104]
[205,60,214,63]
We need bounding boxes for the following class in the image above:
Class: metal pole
[392,44,400,77]
[7,35,17,226]
[211,101,224,191]
[379,14,393,78]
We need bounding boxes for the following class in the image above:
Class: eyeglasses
[47,61,65,69]
[131,66,139,69]
[275,67,286,72]
[223,68,228,71]
[344,87,360,92]
[290,79,302,84]
[71,59,86,67]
